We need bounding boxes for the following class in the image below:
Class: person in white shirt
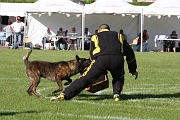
[10,16,25,49]
[42,28,53,49]
[3,21,12,46]
[3,21,12,32]
[67,27,78,50]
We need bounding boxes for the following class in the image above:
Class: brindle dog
[23,50,90,97]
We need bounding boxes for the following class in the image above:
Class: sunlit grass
[0,49,179,120]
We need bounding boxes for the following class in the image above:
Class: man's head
[16,16,21,21]
[143,30,147,33]
[98,24,110,32]
[59,27,63,31]
[85,27,88,32]
[119,29,123,34]
[72,27,76,33]
[47,28,51,33]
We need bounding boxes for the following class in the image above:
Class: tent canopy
[143,0,180,15]
[143,0,180,51]
[27,0,83,13]
[0,3,32,16]
[26,0,143,48]
[1,0,179,51]
[26,0,84,46]
[84,0,142,49]
[85,0,142,14]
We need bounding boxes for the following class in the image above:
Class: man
[119,29,127,42]
[67,27,78,51]
[42,28,53,49]
[56,27,66,50]
[83,27,92,50]
[51,24,138,101]
[10,16,25,49]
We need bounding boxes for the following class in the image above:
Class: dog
[23,50,91,97]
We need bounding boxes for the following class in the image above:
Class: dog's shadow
[0,111,38,116]
[76,92,180,101]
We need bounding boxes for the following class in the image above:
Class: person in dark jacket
[51,24,138,101]
[166,30,177,52]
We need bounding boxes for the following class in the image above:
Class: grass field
[0,49,179,120]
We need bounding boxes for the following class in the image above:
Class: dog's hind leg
[32,81,41,97]
[27,76,34,96]
[52,77,63,94]
[27,84,33,96]
[30,75,41,97]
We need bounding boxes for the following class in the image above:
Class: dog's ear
[76,55,80,60]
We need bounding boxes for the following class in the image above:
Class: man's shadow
[77,92,180,100]
[0,111,38,116]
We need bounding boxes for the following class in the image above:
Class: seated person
[42,28,53,49]
[67,27,78,50]
[166,30,177,52]
[137,30,149,52]
[56,27,67,50]
[80,27,92,50]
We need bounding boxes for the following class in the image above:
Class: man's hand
[132,71,138,80]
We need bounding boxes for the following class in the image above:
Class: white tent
[27,0,83,13]
[26,0,144,50]
[25,0,180,51]
[144,0,180,15]
[85,0,141,14]
[0,3,32,26]
[0,3,32,17]
[143,0,180,51]
[84,0,142,46]
[26,0,83,46]
[0,3,32,37]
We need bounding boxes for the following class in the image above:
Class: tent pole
[77,0,85,51]
[140,8,144,52]
[81,5,85,51]
[23,12,28,49]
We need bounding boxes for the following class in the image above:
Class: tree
[1,0,152,6]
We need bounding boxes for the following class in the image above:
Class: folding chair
[23,36,32,49]
[129,37,138,50]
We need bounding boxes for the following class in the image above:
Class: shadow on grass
[122,92,180,100]
[77,94,112,100]
[77,92,180,100]
[0,111,38,116]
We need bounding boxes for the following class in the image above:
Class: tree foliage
[1,0,152,6]
[0,0,36,3]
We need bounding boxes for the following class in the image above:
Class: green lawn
[0,49,179,120]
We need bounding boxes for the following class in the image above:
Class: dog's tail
[23,50,32,65]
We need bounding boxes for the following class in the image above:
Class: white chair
[23,36,32,49]
[154,35,168,52]
[129,37,138,50]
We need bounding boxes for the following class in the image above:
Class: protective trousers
[63,54,125,100]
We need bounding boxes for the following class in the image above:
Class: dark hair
[172,31,176,34]
[98,24,110,30]
[119,29,123,33]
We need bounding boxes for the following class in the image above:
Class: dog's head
[75,55,91,74]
